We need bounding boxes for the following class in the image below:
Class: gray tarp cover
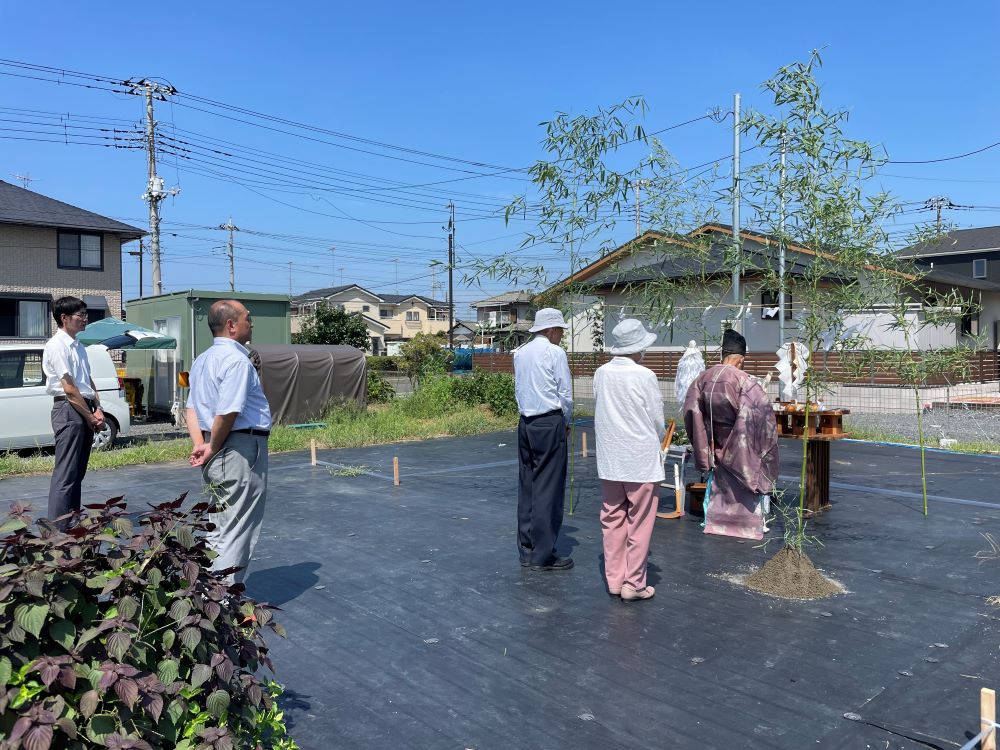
[250,344,367,425]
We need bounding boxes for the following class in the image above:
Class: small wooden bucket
[686,482,707,518]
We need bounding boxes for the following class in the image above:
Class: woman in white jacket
[594,319,665,601]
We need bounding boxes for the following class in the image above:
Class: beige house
[291,284,449,354]
[0,180,144,344]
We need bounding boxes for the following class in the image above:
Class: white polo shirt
[186,337,272,432]
[42,328,96,399]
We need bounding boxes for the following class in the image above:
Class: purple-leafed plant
[0,496,295,750]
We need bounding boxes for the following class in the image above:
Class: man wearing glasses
[42,296,105,522]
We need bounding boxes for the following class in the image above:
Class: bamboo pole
[393,457,400,486]
[310,439,317,466]
[581,431,588,458]
[983,687,996,750]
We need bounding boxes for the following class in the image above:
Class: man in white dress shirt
[43,296,106,522]
[594,319,665,601]
[513,308,574,571]
[185,300,272,583]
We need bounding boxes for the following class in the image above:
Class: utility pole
[288,262,293,297]
[220,218,238,291]
[447,201,456,351]
[339,266,345,285]
[778,134,787,348]
[633,180,644,238]
[391,258,399,293]
[926,196,953,232]
[128,238,145,299]
[330,246,336,284]
[731,93,742,333]
[125,78,179,296]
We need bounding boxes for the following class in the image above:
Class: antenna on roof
[11,173,33,189]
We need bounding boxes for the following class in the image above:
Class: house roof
[0,180,144,239]
[379,293,448,306]
[292,285,447,307]
[553,222,911,291]
[897,226,1000,259]
[921,267,1000,293]
[471,291,534,307]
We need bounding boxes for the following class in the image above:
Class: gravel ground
[846,407,1000,447]
[123,417,188,444]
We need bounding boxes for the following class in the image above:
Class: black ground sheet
[3,432,998,749]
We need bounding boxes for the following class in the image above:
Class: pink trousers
[600,480,659,591]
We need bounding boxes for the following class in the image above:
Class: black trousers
[517,411,568,566]
[47,400,93,521]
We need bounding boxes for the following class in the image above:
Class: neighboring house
[0,180,144,344]
[448,320,479,347]
[550,223,969,353]
[468,291,536,350]
[897,226,1000,348]
[290,284,449,354]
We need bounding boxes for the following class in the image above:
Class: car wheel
[92,417,119,451]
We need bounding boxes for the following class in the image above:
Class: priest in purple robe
[683,329,779,540]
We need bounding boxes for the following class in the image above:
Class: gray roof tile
[0,180,144,237]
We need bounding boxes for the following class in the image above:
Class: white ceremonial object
[674,340,705,409]
[775,341,809,401]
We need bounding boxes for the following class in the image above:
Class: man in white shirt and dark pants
[185,300,272,583]
[513,308,574,572]
[594,319,665,601]
[43,296,106,522]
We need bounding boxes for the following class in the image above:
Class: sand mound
[745,546,842,599]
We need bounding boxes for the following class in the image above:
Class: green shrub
[0,498,295,750]
[397,376,457,418]
[366,369,395,404]
[365,355,399,373]
[480,372,518,417]
[399,334,452,385]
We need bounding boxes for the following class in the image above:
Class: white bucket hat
[529,307,570,333]
[608,318,658,355]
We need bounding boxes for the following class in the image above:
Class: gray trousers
[201,432,268,583]
[48,400,93,521]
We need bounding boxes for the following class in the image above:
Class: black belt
[521,408,563,420]
[203,427,270,439]
[54,395,96,408]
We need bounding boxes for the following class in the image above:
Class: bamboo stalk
[393,457,400,486]
[582,431,588,458]
[310,439,317,466]
[982,687,996,750]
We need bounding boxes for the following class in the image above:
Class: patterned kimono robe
[683,364,779,540]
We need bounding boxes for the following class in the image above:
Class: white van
[0,343,131,451]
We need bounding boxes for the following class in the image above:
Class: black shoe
[530,557,574,572]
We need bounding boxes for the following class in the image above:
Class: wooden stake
[393,456,400,486]
[983,687,996,750]
[310,439,317,466]
[581,431,588,458]
[656,420,683,520]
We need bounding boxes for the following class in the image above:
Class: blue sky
[2,2,999,315]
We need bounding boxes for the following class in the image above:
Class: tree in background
[399,332,452,386]
[292,303,370,350]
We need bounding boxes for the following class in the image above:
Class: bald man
[185,300,272,583]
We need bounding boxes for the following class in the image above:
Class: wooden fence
[473,350,1000,386]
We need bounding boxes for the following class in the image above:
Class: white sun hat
[528,308,570,333]
[608,318,658,355]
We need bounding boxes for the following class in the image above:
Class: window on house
[379,307,392,319]
[57,232,103,270]
[0,297,50,338]
[973,259,987,279]
[961,309,979,336]
[362,305,370,313]
[760,291,792,320]
[405,310,420,322]
[427,308,436,320]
